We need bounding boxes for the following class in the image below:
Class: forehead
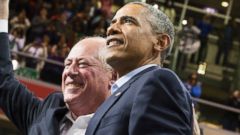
[113,4,147,20]
[66,39,104,59]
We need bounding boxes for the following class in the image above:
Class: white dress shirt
[60,112,93,135]
[0,19,8,33]
[111,64,158,94]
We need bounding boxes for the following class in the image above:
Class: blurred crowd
[9,0,119,84]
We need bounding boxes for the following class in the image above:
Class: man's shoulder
[42,91,65,107]
[45,91,63,101]
[145,67,178,79]
[140,67,185,90]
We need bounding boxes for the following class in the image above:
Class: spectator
[160,0,176,24]
[23,37,46,71]
[29,7,50,41]
[41,34,51,66]
[184,72,202,98]
[177,17,201,71]
[45,22,59,45]
[195,14,213,64]
[40,43,65,84]
[9,27,26,60]
[221,90,240,132]
[215,20,237,66]
[10,9,31,31]
[100,0,113,18]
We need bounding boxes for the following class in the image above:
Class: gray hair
[127,2,175,64]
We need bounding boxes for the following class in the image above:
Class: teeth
[107,39,123,47]
[109,41,120,46]
[66,83,83,89]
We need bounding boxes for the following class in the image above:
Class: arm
[129,69,193,135]
[0,1,42,133]
[0,0,8,20]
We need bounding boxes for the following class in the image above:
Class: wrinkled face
[106,4,157,72]
[62,39,111,107]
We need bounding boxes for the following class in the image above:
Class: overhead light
[221,1,229,7]
[204,7,217,14]
[153,4,159,9]
[182,19,187,25]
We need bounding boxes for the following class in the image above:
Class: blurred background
[1,0,239,134]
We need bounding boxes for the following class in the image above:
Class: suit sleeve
[0,33,42,133]
[129,69,193,135]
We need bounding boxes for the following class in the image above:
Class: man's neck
[116,59,160,78]
[68,106,95,120]
[66,100,100,120]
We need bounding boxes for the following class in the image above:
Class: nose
[65,63,79,78]
[107,21,121,36]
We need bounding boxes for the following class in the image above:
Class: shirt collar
[64,112,94,123]
[111,64,158,94]
[60,111,94,134]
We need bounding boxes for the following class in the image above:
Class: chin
[106,52,120,62]
[63,93,79,104]
[64,95,73,103]
[107,55,128,68]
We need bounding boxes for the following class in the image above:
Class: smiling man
[86,2,193,135]
[0,1,115,134]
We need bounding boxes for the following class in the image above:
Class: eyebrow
[64,59,71,65]
[64,57,91,65]
[111,15,140,26]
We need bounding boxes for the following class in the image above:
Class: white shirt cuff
[0,20,8,33]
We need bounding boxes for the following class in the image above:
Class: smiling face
[106,4,159,76]
[62,37,112,115]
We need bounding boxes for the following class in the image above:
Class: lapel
[44,106,68,134]
[86,66,158,135]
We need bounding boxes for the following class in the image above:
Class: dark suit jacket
[86,66,193,135]
[0,32,68,135]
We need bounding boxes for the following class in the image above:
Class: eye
[78,62,90,68]
[64,62,71,69]
[123,18,133,24]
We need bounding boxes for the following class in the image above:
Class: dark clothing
[0,33,68,135]
[196,21,212,63]
[222,97,240,131]
[215,25,235,66]
[40,55,64,85]
[197,21,212,39]
[86,67,193,135]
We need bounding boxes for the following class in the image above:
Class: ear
[154,34,170,52]
[108,70,118,90]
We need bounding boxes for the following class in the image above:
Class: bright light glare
[153,4,159,9]
[12,59,19,70]
[221,1,229,7]
[204,7,217,14]
[197,62,207,75]
[182,20,187,25]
